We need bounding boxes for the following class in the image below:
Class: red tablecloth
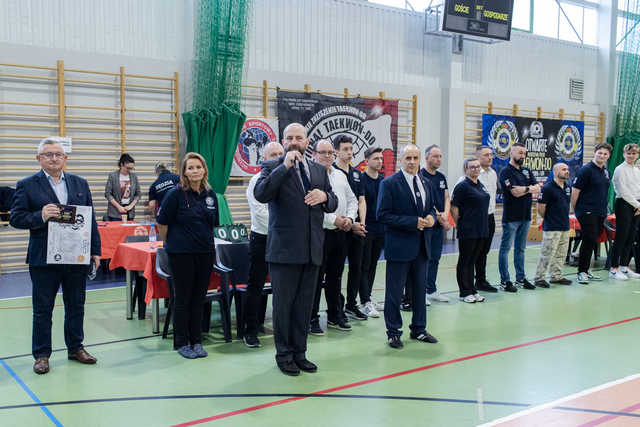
[98,221,151,259]
[538,214,615,243]
[109,241,220,304]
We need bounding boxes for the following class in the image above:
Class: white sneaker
[586,271,602,281]
[460,295,476,304]
[427,291,450,303]
[361,301,380,318]
[473,293,485,302]
[425,295,431,306]
[610,269,629,281]
[620,268,640,279]
[577,272,589,284]
[373,300,384,310]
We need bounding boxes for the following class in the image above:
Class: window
[367,0,431,11]
[533,0,560,38]
[558,2,584,43]
[513,0,533,31]
[530,0,597,45]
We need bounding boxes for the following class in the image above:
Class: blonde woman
[157,152,219,359]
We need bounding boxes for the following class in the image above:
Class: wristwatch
[525,186,529,194]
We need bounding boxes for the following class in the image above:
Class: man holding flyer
[10,137,101,375]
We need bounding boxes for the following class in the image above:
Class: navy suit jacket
[254,156,337,266]
[376,170,437,262]
[10,170,101,267]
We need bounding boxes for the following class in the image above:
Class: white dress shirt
[400,168,426,210]
[43,170,68,205]
[478,167,497,214]
[247,174,269,234]
[324,166,357,229]
[613,161,640,209]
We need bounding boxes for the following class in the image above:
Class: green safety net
[611,1,640,209]
[183,0,252,224]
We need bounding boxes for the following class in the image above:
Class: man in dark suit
[377,144,439,349]
[254,123,338,376]
[10,137,101,374]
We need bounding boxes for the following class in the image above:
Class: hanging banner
[276,90,398,176]
[231,118,280,176]
[482,114,584,201]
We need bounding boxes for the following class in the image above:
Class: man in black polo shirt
[498,143,541,292]
[333,135,368,322]
[149,162,179,219]
[571,143,612,284]
[418,144,451,304]
[533,163,573,287]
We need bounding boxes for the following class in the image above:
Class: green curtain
[183,104,246,225]
[182,0,252,224]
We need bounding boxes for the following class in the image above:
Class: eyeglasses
[40,152,65,159]
[467,165,481,170]
[315,150,335,156]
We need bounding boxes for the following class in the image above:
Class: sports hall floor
[1,243,639,427]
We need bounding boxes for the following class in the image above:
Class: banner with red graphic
[231,118,280,176]
[276,90,398,176]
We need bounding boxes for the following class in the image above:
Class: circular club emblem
[206,196,214,206]
[555,125,583,162]
[234,119,278,174]
[488,120,519,160]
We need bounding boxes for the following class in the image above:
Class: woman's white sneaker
[362,301,380,318]
[473,293,485,302]
[460,295,476,304]
[620,268,640,279]
[609,269,629,281]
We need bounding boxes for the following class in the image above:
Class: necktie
[413,176,423,215]
[299,161,311,193]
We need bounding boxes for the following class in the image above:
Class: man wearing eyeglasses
[309,140,358,335]
[10,137,101,375]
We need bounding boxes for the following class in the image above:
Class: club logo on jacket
[205,196,216,209]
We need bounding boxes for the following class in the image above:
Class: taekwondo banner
[482,114,584,201]
[276,90,398,176]
[231,118,280,176]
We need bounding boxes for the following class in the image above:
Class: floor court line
[174,315,640,426]
[477,373,640,426]
[0,359,63,426]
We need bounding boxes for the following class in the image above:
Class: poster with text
[231,118,280,176]
[482,114,584,202]
[276,90,398,176]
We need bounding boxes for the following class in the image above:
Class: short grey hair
[37,137,65,154]
[155,162,169,175]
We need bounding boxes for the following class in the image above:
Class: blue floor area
[0,236,541,300]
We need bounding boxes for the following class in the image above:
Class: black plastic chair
[155,247,233,344]
[603,218,616,269]
[125,235,150,319]
[215,241,271,338]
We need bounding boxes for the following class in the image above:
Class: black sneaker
[550,278,572,285]
[476,281,498,293]
[327,318,352,331]
[501,281,518,293]
[516,279,536,290]
[400,302,412,311]
[345,305,368,321]
[534,279,550,288]
[309,319,325,336]
[243,335,261,348]
[410,331,438,343]
[388,336,403,349]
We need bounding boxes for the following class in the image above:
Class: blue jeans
[426,225,444,294]
[498,220,530,282]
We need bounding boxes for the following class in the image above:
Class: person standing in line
[418,144,451,304]
[105,153,141,221]
[254,123,337,376]
[377,144,438,349]
[571,143,612,284]
[609,143,640,280]
[451,158,490,303]
[532,163,573,287]
[243,142,284,348]
[10,137,101,374]
[358,147,386,318]
[473,145,500,293]
[498,143,541,292]
[309,140,358,335]
[148,162,180,219]
[157,152,219,359]
[333,135,369,322]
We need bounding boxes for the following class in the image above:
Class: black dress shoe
[476,281,498,293]
[410,331,438,343]
[399,302,412,311]
[550,278,572,285]
[277,361,300,376]
[388,336,403,349]
[534,279,550,288]
[294,359,318,373]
